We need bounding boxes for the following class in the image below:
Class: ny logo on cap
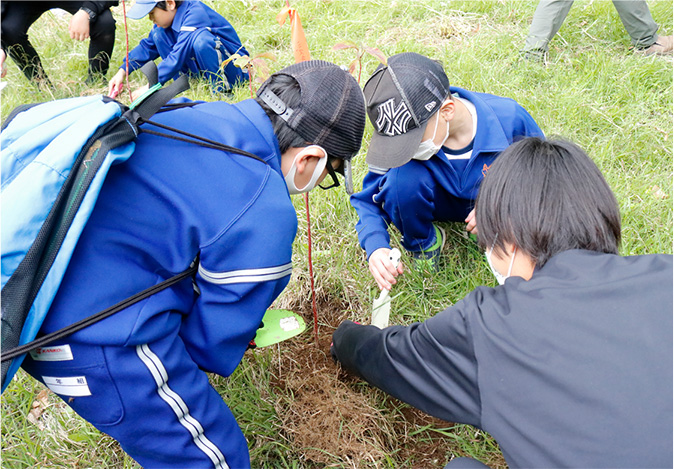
[375,98,412,136]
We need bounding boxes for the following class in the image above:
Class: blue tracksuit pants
[186,28,247,92]
[22,328,249,468]
[378,160,473,252]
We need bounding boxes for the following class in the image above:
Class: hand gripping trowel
[371,248,401,329]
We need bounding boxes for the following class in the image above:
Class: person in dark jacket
[0,1,118,85]
[332,137,673,468]
[108,0,248,99]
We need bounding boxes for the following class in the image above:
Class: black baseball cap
[363,52,450,169]
[257,60,366,194]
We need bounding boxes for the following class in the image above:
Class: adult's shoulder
[541,249,672,276]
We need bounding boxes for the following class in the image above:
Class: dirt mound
[267,292,489,468]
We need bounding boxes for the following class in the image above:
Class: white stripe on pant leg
[136,344,229,469]
[214,38,229,89]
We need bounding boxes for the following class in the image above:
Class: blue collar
[170,2,190,33]
[450,87,510,153]
[232,99,284,174]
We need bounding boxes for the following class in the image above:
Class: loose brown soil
[266,292,507,468]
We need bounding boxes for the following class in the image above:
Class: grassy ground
[1,1,672,468]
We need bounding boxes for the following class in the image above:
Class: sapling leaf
[364,47,387,65]
[234,56,251,69]
[255,52,277,61]
[333,41,358,51]
[222,53,243,67]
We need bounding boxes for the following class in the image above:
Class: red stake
[303,192,319,344]
[121,0,132,102]
[282,0,319,345]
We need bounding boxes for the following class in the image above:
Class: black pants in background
[1,1,116,83]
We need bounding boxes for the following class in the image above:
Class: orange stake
[277,6,311,63]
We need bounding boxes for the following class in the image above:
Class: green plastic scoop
[254,309,307,348]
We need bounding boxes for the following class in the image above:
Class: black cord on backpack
[0,260,198,362]
[138,117,267,164]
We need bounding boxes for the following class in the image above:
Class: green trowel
[254,309,307,348]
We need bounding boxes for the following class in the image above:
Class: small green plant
[223,51,277,97]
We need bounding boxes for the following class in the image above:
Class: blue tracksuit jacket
[351,87,543,257]
[22,98,296,468]
[122,0,249,85]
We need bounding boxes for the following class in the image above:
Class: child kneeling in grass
[352,52,543,288]
[108,0,248,99]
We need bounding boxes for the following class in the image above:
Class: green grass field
[1,1,672,467]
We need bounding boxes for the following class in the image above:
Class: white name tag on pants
[43,375,92,396]
[30,344,74,361]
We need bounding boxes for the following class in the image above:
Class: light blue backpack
[1,69,192,392]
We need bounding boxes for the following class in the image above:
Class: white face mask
[284,145,328,195]
[412,113,449,161]
[485,243,517,285]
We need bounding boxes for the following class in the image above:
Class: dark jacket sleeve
[331,299,482,427]
[81,1,118,16]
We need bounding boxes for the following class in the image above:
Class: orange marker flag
[277,5,311,63]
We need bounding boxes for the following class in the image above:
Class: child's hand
[131,84,149,102]
[108,69,126,98]
[368,248,404,291]
[0,49,7,78]
[69,10,91,41]
[465,208,478,235]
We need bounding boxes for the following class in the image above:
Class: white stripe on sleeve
[198,262,292,285]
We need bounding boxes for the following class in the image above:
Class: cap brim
[365,124,426,169]
[126,2,156,19]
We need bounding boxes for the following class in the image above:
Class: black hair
[154,1,184,11]
[254,73,307,154]
[475,137,621,268]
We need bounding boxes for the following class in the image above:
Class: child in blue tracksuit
[21,61,365,468]
[108,0,248,99]
[352,52,544,291]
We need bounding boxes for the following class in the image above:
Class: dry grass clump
[267,292,485,468]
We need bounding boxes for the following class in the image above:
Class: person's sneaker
[635,35,673,56]
[521,49,546,63]
[411,225,446,271]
